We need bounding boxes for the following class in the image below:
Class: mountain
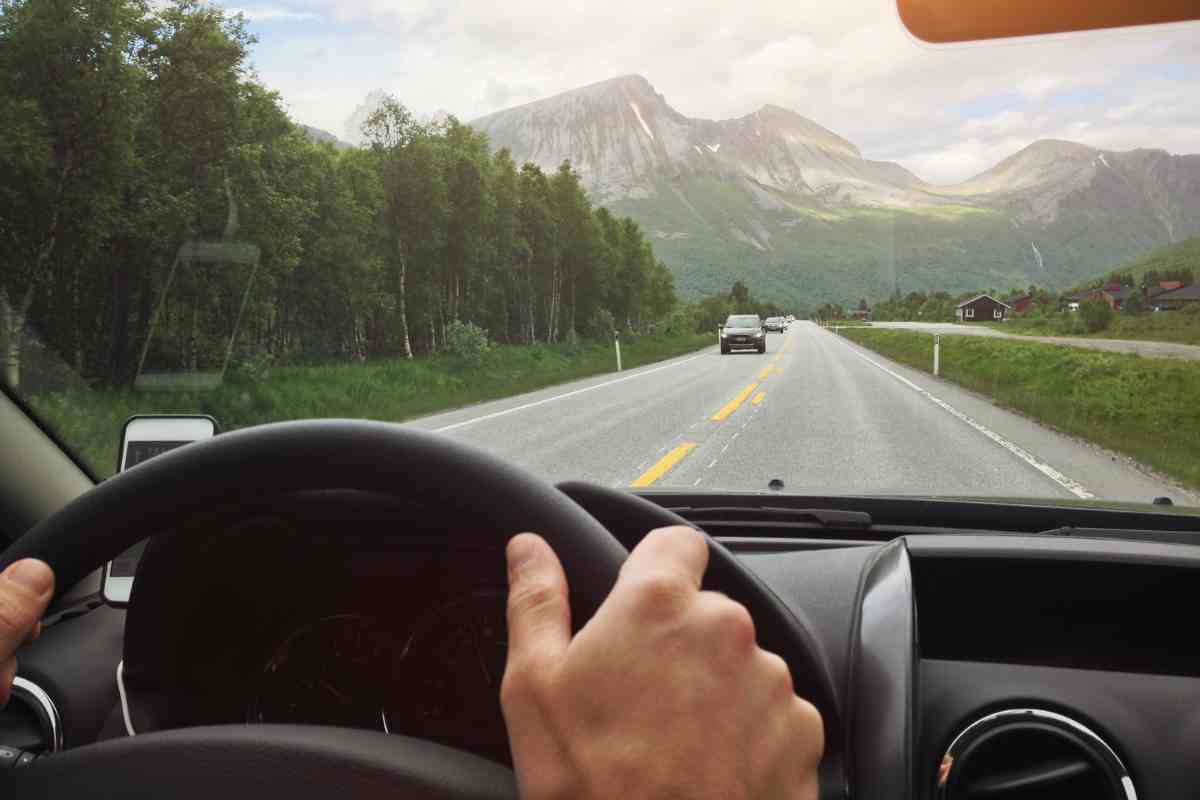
[1077,237,1200,289]
[471,75,1200,309]
[299,124,353,151]
[342,90,390,145]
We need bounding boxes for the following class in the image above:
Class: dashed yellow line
[632,442,697,487]
[712,383,759,422]
[758,366,773,380]
[752,392,765,406]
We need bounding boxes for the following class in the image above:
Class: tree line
[0,0,678,390]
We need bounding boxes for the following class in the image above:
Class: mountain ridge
[463,74,1200,308]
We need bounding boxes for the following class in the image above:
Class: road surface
[869,321,1200,361]
[409,322,1196,506]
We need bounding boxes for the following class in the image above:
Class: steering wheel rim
[0,419,628,622]
[0,420,840,798]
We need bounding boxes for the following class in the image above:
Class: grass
[837,328,1200,491]
[24,332,714,480]
[989,308,1200,346]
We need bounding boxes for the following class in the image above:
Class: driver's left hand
[0,559,54,706]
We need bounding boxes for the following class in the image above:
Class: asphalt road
[869,321,1200,361]
[409,322,1196,506]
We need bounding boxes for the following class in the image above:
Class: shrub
[1123,293,1145,315]
[587,308,616,339]
[1079,299,1114,333]
[445,319,491,367]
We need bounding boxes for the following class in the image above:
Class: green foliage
[839,328,1200,491]
[1123,292,1145,315]
[0,0,682,395]
[1086,238,1200,289]
[587,308,616,339]
[444,319,491,367]
[1079,299,1114,333]
[27,332,713,478]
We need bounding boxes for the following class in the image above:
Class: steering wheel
[0,420,841,799]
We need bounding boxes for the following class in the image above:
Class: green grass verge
[989,310,1200,346]
[838,328,1200,492]
[25,332,713,480]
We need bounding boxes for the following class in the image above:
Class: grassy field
[838,328,1200,491]
[990,309,1200,346]
[26,332,714,479]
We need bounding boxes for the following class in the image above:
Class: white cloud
[233,0,1200,182]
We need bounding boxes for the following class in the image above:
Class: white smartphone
[102,415,217,606]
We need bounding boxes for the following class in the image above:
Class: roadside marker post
[615,332,622,372]
[934,334,941,376]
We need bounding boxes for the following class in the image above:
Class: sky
[229,0,1200,184]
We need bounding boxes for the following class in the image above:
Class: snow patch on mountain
[629,101,655,141]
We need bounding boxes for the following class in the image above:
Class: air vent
[937,708,1135,800]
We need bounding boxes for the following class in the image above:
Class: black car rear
[720,315,766,354]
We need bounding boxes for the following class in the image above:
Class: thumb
[505,533,571,670]
[0,559,53,656]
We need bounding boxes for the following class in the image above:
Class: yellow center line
[632,442,697,487]
[711,382,759,422]
[758,366,772,380]
[752,392,765,406]
[774,367,783,374]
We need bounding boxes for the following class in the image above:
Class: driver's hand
[0,559,54,707]
[501,526,823,800]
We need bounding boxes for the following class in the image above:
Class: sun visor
[897,0,1199,43]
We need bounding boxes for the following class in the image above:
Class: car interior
[4,374,1200,799]
[3,2,1200,799]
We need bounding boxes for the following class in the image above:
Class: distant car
[785,315,795,323]
[720,314,766,354]
[763,317,785,332]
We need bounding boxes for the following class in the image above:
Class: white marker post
[933,334,941,376]
[614,331,622,372]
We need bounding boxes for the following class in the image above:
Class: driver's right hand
[501,526,824,800]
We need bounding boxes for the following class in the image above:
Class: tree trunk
[190,295,200,371]
[396,237,413,359]
[109,240,132,384]
[568,277,577,343]
[1,285,35,391]
[223,170,240,241]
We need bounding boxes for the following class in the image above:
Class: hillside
[299,124,353,151]
[469,76,1200,311]
[1082,237,1200,287]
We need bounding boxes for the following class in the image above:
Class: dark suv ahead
[720,314,766,354]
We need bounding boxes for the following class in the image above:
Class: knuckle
[507,579,562,619]
[629,571,692,617]
[790,698,826,762]
[760,650,795,697]
[0,594,33,639]
[713,598,756,650]
[499,660,544,707]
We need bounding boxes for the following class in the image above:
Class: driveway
[867,321,1200,362]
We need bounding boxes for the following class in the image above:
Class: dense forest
[0,0,683,391]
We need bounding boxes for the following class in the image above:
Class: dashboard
[247,592,510,760]
[13,489,1200,800]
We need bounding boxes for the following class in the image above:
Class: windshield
[1,0,1197,509]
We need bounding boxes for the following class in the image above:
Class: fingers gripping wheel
[556,481,846,798]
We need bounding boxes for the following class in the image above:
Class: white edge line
[833,333,1094,500]
[432,351,709,433]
